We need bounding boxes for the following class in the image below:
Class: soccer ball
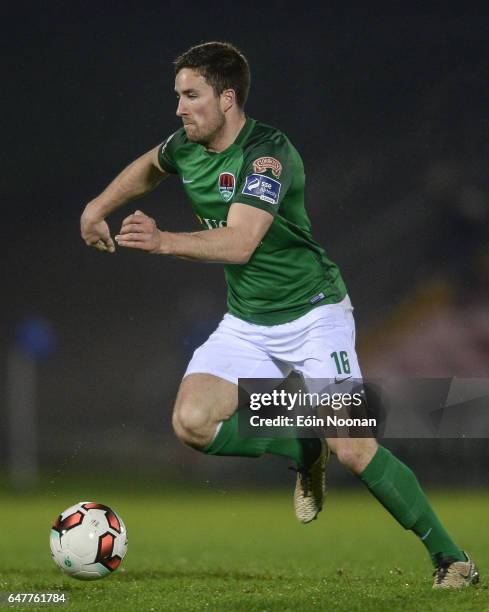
[50,502,128,580]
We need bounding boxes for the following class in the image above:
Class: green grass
[1,488,488,611]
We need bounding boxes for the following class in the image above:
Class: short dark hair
[174,41,250,108]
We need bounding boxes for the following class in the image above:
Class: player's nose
[176,98,187,117]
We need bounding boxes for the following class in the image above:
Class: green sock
[359,446,465,566]
[203,412,319,467]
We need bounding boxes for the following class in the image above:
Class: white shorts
[184,295,362,387]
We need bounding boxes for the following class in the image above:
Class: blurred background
[2,3,489,492]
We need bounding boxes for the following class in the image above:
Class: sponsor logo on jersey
[252,156,283,178]
[196,213,226,230]
[242,174,281,205]
[201,218,227,229]
[218,172,236,202]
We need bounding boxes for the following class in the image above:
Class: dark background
[2,3,489,488]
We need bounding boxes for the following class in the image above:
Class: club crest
[218,172,236,202]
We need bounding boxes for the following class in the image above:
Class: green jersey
[158,117,346,325]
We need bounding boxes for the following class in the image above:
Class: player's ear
[220,89,236,113]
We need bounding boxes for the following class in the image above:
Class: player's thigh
[178,313,291,424]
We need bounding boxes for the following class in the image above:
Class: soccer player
[80,42,478,589]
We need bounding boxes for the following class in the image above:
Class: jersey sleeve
[157,132,179,174]
[232,137,293,216]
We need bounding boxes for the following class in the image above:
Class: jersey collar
[234,116,255,147]
[203,116,255,156]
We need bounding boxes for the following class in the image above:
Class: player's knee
[172,400,212,449]
[333,439,378,474]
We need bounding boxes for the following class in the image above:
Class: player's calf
[327,437,378,474]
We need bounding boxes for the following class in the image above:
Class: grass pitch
[1,486,488,611]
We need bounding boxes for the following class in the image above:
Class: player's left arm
[115,203,273,264]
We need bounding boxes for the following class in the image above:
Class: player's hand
[80,205,116,253]
[115,210,162,254]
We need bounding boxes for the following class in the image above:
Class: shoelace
[433,557,457,584]
[288,466,311,497]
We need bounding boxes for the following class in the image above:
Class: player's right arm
[81,145,168,252]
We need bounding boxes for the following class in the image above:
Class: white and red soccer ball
[50,502,127,580]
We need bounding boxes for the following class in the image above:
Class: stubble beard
[187,109,226,148]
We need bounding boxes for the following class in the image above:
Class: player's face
[175,68,226,146]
